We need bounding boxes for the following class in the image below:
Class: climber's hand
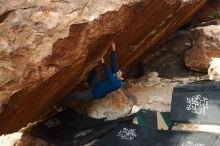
[101,58,105,63]
[112,42,116,51]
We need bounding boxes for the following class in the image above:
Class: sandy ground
[126,71,207,112]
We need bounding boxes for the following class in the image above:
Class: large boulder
[0,0,207,134]
[185,25,220,72]
[87,89,136,120]
[70,89,136,120]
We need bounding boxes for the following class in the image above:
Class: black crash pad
[171,80,220,124]
[135,109,158,129]
[55,122,118,146]
[93,110,173,146]
[92,123,157,146]
[31,109,135,146]
[94,123,220,146]
[31,109,106,141]
[144,131,220,146]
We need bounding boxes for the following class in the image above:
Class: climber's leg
[90,68,100,88]
[61,89,94,109]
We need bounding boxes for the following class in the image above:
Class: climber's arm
[110,42,119,73]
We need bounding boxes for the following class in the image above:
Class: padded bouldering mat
[171,80,220,124]
[92,123,157,146]
[31,109,135,146]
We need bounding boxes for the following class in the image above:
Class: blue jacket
[92,50,123,98]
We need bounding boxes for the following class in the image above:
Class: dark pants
[61,69,100,108]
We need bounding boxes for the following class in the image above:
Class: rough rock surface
[0,0,207,134]
[191,0,220,24]
[185,25,220,72]
[0,131,49,146]
[87,89,135,120]
[140,30,193,78]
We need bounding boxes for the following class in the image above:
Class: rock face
[191,0,220,23]
[141,30,193,78]
[0,130,49,146]
[185,25,220,72]
[0,0,206,134]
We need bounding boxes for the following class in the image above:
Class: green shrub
[213,8,220,19]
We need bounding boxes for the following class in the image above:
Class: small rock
[131,105,141,114]
[147,71,159,77]
[208,57,220,81]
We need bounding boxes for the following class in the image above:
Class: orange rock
[0,0,206,134]
[87,89,136,120]
[185,25,220,72]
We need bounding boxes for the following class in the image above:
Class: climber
[61,42,124,108]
